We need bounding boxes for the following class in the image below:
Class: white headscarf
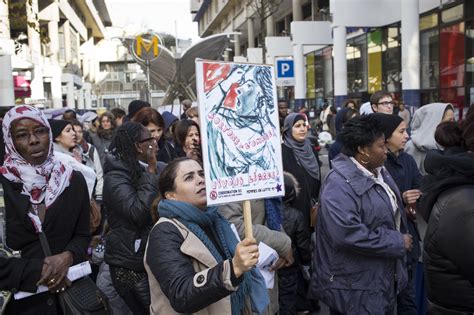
[1,106,72,230]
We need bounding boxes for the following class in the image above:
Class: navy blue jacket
[309,154,408,314]
[384,151,422,268]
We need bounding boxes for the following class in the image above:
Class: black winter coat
[421,149,474,311]
[281,144,321,231]
[0,171,90,315]
[280,205,311,266]
[103,155,159,272]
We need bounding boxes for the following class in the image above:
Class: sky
[105,0,200,43]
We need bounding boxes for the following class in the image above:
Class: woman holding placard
[144,157,268,314]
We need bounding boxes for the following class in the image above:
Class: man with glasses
[370,90,394,114]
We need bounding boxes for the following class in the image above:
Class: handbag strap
[39,231,52,257]
[0,183,6,247]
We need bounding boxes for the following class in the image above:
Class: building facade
[0,0,111,109]
[191,0,473,117]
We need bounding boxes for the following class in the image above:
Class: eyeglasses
[377,101,394,107]
[137,137,156,143]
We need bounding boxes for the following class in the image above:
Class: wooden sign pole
[243,200,253,239]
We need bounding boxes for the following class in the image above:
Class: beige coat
[144,217,252,315]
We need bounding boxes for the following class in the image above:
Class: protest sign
[196,60,285,207]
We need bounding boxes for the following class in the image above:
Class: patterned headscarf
[283,113,320,180]
[1,106,72,231]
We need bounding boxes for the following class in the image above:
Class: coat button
[46,298,54,306]
[196,275,205,284]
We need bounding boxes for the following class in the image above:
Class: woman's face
[135,128,157,162]
[346,102,355,109]
[360,135,387,169]
[100,116,112,130]
[166,160,207,209]
[291,119,307,142]
[11,118,50,165]
[387,121,409,152]
[146,122,163,142]
[184,126,200,150]
[442,108,455,122]
[73,125,84,143]
[56,124,77,149]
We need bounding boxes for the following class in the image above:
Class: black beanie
[128,100,150,119]
[372,113,403,140]
[48,119,71,140]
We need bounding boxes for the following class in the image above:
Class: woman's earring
[148,145,153,149]
[360,152,370,165]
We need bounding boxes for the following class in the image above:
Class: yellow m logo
[136,35,159,57]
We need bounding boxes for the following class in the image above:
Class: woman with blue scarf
[144,157,269,314]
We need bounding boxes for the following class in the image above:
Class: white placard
[196,59,285,206]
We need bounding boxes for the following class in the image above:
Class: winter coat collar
[331,154,385,196]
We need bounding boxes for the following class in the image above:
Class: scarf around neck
[158,199,268,314]
[1,106,72,231]
[283,113,320,180]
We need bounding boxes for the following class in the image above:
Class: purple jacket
[309,154,408,314]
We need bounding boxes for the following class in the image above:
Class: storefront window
[440,22,465,89]
[420,13,438,31]
[306,53,316,99]
[323,47,333,98]
[314,50,325,100]
[382,26,401,92]
[442,4,463,24]
[421,28,440,89]
[347,35,367,93]
[368,30,383,93]
[466,20,474,106]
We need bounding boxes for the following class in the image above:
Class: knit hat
[162,111,179,132]
[371,113,403,140]
[48,119,71,140]
[128,100,150,119]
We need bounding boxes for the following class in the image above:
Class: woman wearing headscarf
[0,105,90,314]
[103,122,160,314]
[309,115,412,315]
[145,157,268,314]
[282,113,321,232]
[405,103,455,175]
[420,106,474,314]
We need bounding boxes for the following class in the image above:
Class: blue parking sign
[276,60,294,79]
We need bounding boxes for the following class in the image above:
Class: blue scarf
[264,197,282,231]
[158,200,269,315]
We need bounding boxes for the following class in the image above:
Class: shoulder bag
[37,217,110,314]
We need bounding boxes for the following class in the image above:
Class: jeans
[397,268,417,315]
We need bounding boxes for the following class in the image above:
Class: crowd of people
[0,92,472,315]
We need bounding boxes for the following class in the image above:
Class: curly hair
[109,122,146,185]
[340,114,384,157]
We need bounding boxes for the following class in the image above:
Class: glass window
[420,13,438,31]
[323,47,333,98]
[368,30,382,93]
[440,22,465,88]
[306,53,316,99]
[420,28,439,89]
[314,51,325,99]
[442,4,463,24]
[466,20,474,95]
[382,26,401,93]
[347,35,367,93]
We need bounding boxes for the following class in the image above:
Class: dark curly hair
[109,122,147,185]
[340,114,384,157]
